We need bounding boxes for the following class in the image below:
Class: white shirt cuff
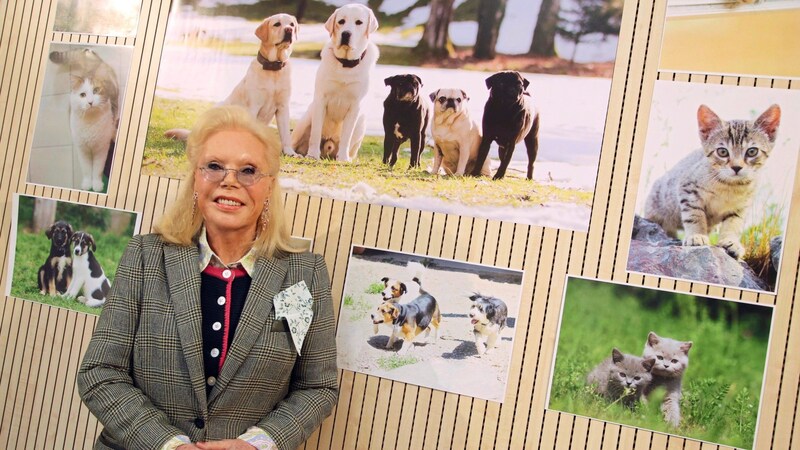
[161,435,191,450]
[239,426,277,450]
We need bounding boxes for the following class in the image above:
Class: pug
[471,71,539,180]
[429,88,490,177]
[382,74,430,168]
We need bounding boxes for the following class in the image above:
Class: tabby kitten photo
[644,104,781,260]
[642,332,693,427]
[587,348,655,409]
[50,48,119,192]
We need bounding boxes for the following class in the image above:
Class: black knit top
[200,265,251,395]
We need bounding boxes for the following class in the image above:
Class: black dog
[382,74,430,168]
[470,71,539,180]
[38,220,73,295]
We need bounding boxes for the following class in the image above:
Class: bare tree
[558,0,622,63]
[416,0,456,58]
[295,0,308,22]
[474,0,508,60]
[33,198,56,233]
[110,211,133,234]
[529,0,561,56]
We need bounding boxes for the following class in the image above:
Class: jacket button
[194,418,205,429]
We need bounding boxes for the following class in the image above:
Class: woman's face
[193,128,274,241]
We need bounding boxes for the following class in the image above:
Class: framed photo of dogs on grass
[626,80,800,294]
[547,276,773,450]
[27,42,133,194]
[143,0,627,232]
[5,194,140,315]
[336,246,523,403]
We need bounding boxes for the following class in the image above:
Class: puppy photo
[339,247,524,402]
[371,293,442,354]
[471,71,539,180]
[165,13,299,156]
[64,231,111,308]
[382,74,430,168]
[291,3,379,162]
[37,220,73,296]
[10,196,138,314]
[468,293,508,356]
[429,88,490,176]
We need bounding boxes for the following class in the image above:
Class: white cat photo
[27,43,133,194]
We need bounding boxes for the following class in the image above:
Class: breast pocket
[270,318,288,332]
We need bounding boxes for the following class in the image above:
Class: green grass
[145,96,592,210]
[741,204,783,280]
[343,294,372,322]
[377,354,419,370]
[549,278,770,449]
[365,282,385,294]
[142,97,211,178]
[10,230,130,315]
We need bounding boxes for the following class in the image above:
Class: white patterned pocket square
[274,281,314,355]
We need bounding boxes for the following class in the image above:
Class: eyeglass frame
[197,163,273,186]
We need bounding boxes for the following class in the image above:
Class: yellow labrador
[221,13,297,155]
[165,13,298,156]
[429,88,490,176]
[291,4,378,161]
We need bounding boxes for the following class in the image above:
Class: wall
[1,1,799,449]
[660,8,800,78]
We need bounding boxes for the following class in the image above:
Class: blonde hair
[155,105,303,257]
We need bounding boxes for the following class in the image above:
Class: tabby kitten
[644,104,781,259]
[587,348,655,409]
[642,332,693,427]
[50,48,119,192]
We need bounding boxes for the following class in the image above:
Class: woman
[78,106,338,450]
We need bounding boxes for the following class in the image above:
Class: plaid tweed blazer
[77,234,338,450]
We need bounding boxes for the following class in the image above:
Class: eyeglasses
[198,163,272,186]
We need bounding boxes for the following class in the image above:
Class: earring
[261,199,270,233]
[191,192,198,221]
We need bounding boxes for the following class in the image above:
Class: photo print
[53,0,142,37]
[143,0,628,231]
[6,194,141,315]
[547,277,773,450]
[627,80,800,293]
[27,42,133,194]
[336,246,523,403]
[659,0,800,79]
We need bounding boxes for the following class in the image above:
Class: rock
[627,216,769,291]
[631,215,681,246]
[770,236,782,271]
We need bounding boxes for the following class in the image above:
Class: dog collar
[335,50,367,68]
[256,52,286,71]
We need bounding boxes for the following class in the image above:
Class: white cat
[69,75,115,192]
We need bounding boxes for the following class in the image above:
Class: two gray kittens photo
[587,332,692,427]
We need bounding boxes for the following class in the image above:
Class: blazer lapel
[209,255,288,404]
[164,244,208,412]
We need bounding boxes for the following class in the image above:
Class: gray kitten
[642,331,693,427]
[644,104,781,260]
[587,348,655,409]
